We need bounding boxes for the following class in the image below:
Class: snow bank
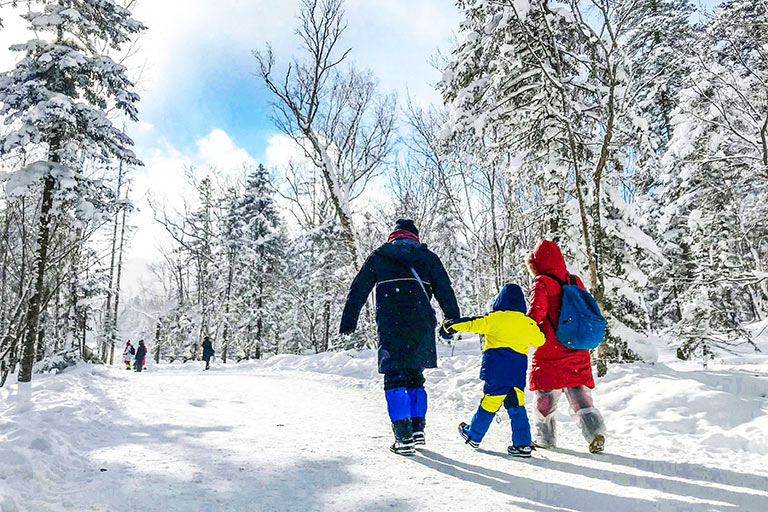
[263,349,381,381]
[259,337,768,467]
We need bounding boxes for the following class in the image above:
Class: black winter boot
[411,417,426,445]
[390,418,415,455]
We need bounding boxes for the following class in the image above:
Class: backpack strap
[410,267,431,304]
[540,272,563,285]
[392,259,435,314]
[540,272,576,287]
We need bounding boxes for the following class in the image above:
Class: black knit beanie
[394,219,419,237]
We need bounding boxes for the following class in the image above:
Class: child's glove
[440,319,457,340]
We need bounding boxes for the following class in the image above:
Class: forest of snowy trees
[0,0,766,386]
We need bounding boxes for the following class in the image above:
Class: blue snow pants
[464,381,532,447]
[383,369,427,431]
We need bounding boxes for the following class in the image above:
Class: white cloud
[264,134,308,169]
[128,1,304,99]
[197,129,255,170]
[136,120,155,132]
[125,128,255,268]
[128,0,459,120]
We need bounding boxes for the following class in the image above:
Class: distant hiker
[134,340,147,373]
[340,219,460,456]
[442,284,545,457]
[202,337,214,370]
[526,240,607,453]
[122,340,135,370]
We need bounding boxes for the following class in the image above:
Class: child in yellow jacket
[441,284,545,457]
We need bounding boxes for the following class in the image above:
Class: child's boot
[574,407,606,454]
[458,405,495,449]
[507,445,533,458]
[589,434,605,454]
[533,413,556,449]
[507,404,533,457]
[458,422,480,449]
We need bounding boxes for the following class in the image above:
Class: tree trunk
[592,75,616,377]
[306,132,360,267]
[104,162,124,364]
[154,321,161,363]
[255,278,264,359]
[18,168,57,383]
[36,322,45,362]
[109,184,129,365]
[0,208,11,330]
[760,114,768,168]
[322,299,331,353]
[222,250,235,364]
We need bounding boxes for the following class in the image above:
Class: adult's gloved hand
[440,319,456,340]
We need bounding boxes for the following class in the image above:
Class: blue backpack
[542,273,605,350]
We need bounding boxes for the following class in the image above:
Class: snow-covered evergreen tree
[0,0,145,382]
[283,221,355,354]
[655,0,767,358]
[224,164,285,360]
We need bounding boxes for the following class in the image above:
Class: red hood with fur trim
[529,240,568,279]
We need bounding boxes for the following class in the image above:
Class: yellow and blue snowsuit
[443,284,545,446]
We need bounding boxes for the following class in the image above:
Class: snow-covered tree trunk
[19,166,56,383]
[109,184,129,365]
[255,0,394,268]
[102,163,124,363]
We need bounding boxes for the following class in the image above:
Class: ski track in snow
[1,344,768,512]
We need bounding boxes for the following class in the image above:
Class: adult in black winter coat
[202,337,214,370]
[134,340,147,372]
[340,219,460,455]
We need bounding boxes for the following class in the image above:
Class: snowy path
[2,362,768,511]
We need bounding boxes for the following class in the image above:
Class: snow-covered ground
[1,333,767,512]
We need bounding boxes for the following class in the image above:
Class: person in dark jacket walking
[134,340,147,372]
[340,219,460,456]
[202,337,214,370]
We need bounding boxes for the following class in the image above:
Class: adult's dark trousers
[384,368,427,440]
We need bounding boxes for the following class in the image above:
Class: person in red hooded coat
[526,240,606,454]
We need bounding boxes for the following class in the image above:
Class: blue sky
[123,0,461,168]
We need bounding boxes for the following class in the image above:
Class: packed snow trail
[2,359,768,512]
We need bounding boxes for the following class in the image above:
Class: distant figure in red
[122,340,135,370]
[134,340,147,372]
[526,240,606,454]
